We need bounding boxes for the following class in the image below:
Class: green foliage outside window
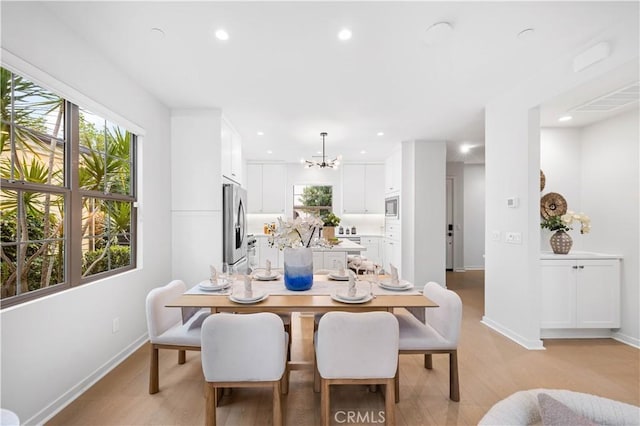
[1,67,136,305]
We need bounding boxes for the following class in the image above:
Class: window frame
[1,68,138,308]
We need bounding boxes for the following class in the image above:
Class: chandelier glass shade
[304,132,342,168]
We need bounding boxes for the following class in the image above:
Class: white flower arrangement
[561,211,591,234]
[267,216,325,249]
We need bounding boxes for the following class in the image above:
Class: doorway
[446,177,454,270]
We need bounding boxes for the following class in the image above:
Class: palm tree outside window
[0,67,137,307]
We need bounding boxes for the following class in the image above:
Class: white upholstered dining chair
[201,312,289,426]
[145,279,210,394]
[315,311,399,426]
[394,281,462,402]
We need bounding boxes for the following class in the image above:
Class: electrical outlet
[505,232,522,244]
[112,317,120,333]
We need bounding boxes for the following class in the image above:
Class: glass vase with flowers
[268,216,324,290]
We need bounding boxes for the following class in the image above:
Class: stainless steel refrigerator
[223,183,248,272]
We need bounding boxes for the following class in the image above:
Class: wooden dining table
[166,274,438,371]
[166,274,438,314]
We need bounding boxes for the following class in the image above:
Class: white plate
[254,272,281,281]
[199,280,231,291]
[229,291,268,304]
[331,292,373,304]
[378,280,413,291]
[328,272,349,281]
[334,289,369,301]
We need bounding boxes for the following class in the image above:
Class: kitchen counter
[313,239,366,252]
[540,251,622,260]
[251,234,366,252]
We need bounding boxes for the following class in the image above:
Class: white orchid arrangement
[267,216,325,249]
[541,210,591,234]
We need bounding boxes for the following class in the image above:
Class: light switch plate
[491,230,501,241]
[505,232,522,244]
[507,197,519,208]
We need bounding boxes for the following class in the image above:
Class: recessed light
[517,28,535,40]
[377,132,384,136]
[360,150,367,154]
[150,27,165,39]
[423,21,453,45]
[460,144,471,154]
[317,151,322,154]
[215,29,229,41]
[257,131,264,136]
[266,150,273,154]
[338,28,352,41]
[558,115,573,122]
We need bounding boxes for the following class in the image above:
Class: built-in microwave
[385,196,399,219]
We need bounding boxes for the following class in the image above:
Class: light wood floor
[48,271,639,425]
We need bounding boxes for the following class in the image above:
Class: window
[1,67,137,307]
[293,185,333,222]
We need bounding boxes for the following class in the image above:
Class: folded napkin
[347,270,357,297]
[243,275,253,299]
[337,261,345,276]
[266,259,272,275]
[209,265,217,282]
[390,264,400,285]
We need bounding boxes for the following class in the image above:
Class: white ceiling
[42,1,639,164]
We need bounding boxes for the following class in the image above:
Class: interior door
[446,177,453,270]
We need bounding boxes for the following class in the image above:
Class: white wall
[484,6,638,349]
[1,3,172,423]
[463,164,485,269]
[540,128,584,250]
[402,141,447,288]
[580,110,639,346]
[446,162,465,271]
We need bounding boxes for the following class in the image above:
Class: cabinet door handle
[579,265,585,269]
[572,265,578,269]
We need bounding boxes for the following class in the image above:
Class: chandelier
[304,132,342,169]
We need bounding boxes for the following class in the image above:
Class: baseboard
[463,266,485,271]
[612,331,640,349]
[541,329,614,339]
[453,268,466,272]
[481,316,545,350]
[28,333,149,426]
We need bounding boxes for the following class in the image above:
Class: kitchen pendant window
[0,67,138,308]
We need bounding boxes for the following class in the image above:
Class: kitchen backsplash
[247,213,384,236]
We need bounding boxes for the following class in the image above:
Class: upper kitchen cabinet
[342,164,384,214]
[221,117,243,185]
[384,150,402,194]
[246,163,286,214]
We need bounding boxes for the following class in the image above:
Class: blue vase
[283,247,313,291]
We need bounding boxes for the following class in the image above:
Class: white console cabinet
[540,253,621,335]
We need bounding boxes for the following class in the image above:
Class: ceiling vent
[571,82,640,112]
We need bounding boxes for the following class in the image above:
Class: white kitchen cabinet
[384,150,401,194]
[342,164,384,214]
[221,118,243,184]
[383,239,401,275]
[540,257,621,330]
[313,251,347,271]
[383,221,401,275]
[246,163,286,214]
[361,236,382,265]
[324,251,347,270]
[257,237,283,268]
